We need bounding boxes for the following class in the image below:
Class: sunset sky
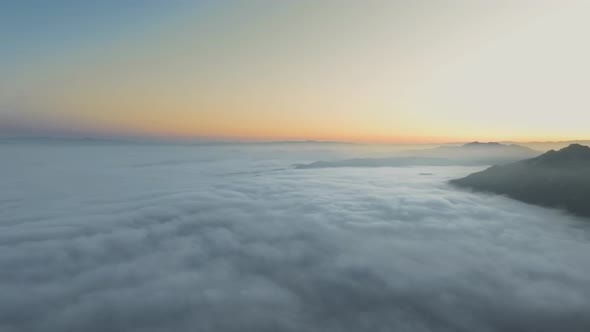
[2,0,590,143]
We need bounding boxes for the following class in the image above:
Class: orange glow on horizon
[4,1,590,143]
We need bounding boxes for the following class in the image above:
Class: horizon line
[3,135,590,146]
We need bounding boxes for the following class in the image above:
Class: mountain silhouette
[451,144,590,217]
[296,142,539,169]
[401,141,539,163]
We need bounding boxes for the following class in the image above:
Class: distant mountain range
[295,142,540,169]
[400,141,539,164]
[502,140,590,152]
[0,136,135,145]
[451,144,590,217]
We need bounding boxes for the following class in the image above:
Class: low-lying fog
[1,141,589,332]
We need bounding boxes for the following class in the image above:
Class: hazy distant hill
[295,142,539,169]
[502,140,590,152]
[451,144,590,217]
[401,141,540,164]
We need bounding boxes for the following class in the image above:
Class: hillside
[451,144,590,217]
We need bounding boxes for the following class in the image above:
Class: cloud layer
[1,143,590,332]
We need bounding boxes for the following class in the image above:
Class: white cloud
[0,143,589,332]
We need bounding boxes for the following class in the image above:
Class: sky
[1,0,590,143]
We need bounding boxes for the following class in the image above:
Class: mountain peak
[462,141,502,148]
[560,143,590,153]
[528,144,590,166]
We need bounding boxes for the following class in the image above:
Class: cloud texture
[1,142,590,332]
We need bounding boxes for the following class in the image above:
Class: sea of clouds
[1,141,590,332]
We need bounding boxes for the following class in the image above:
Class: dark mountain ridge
[451,144,590,217]
[525,144,590,167]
